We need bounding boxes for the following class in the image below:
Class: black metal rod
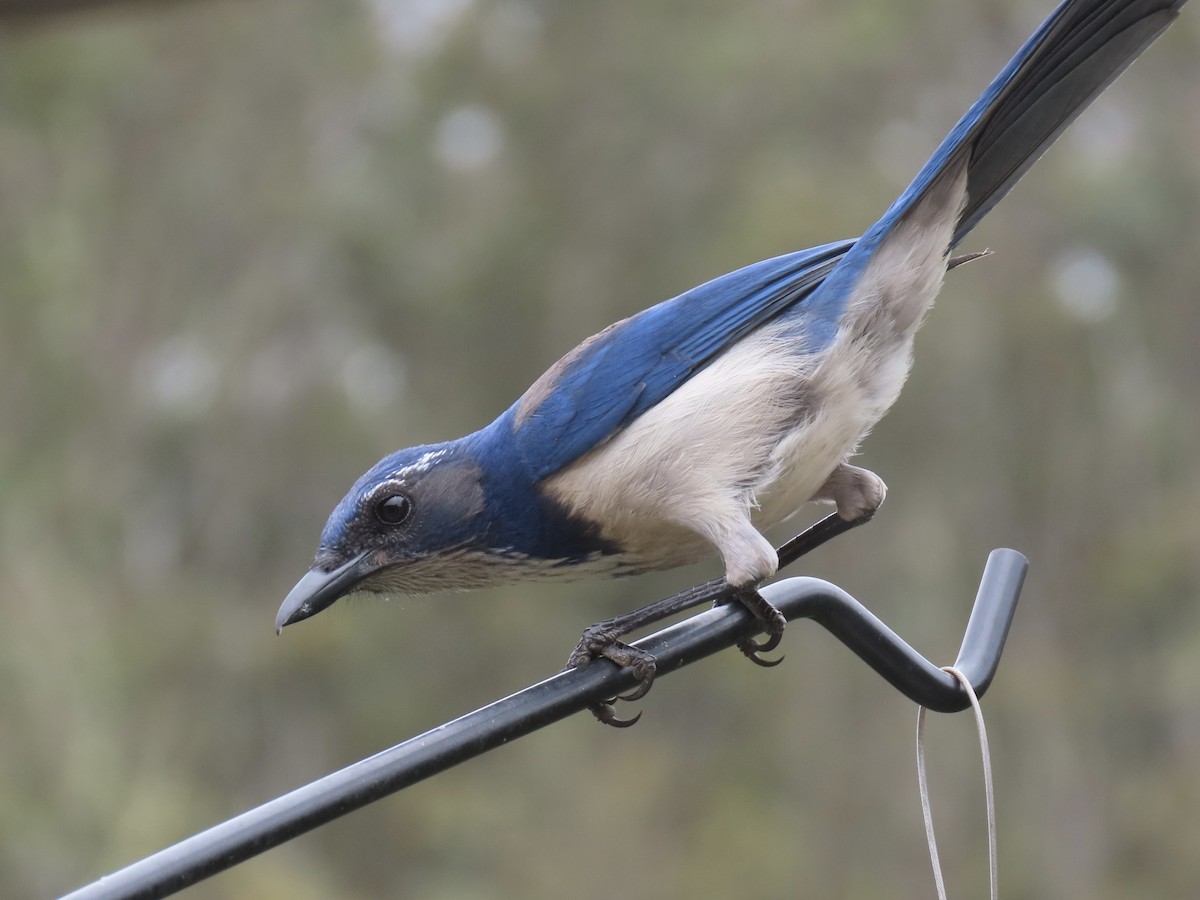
[61,548,1026,900]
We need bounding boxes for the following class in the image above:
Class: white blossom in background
[134,334,219,417]
[368,0,475,58]
[1052,247,1121,323]
[434,105,505,171]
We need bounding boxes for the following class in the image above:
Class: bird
[276,0,1187,706]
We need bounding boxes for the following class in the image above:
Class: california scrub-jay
[276,0,1187,695]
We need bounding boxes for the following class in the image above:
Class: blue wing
[501,239,854,480]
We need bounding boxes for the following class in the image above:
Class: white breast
[544,160,968,580]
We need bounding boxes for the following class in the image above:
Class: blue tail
[891,0,1185,248]
[804,0,1186,324]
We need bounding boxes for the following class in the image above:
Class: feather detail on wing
[505,239,855,480]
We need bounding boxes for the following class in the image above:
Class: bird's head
[275,440,494,632]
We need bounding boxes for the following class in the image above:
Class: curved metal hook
[756,548,1027,711]
[61,548,1026,900]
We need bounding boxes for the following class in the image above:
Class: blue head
[275,420,622,632]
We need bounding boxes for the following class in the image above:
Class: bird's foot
[567,628,658,700]
[724,588,788,667]
[565,580,726,727]
[813,462,886,524]
[567,625,662,727]
[566,504,880,727]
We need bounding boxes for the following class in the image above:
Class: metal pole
[62,548,1026,900]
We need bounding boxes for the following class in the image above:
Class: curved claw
[729,588,787,667]
[736,634,785,667]
[592,642,658,705]
[590,701,642,728]
[617,677,653,703]
[740,645,786,668]
[566,637,657,725]
[742,630,783,655]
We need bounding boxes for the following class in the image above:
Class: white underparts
[545,160,969,585]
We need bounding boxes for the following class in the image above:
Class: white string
[916,666,997,900]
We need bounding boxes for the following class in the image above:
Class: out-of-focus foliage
[2,0,1198,896]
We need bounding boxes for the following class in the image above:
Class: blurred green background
[2,0,1198,897]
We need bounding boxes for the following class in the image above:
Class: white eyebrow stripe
[394,448,449,480]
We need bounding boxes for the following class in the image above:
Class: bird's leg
[571,509,861,686]
[731,462,886,664]
[572,469,883,725]
[724,512,873,663]
[569,576,730,725]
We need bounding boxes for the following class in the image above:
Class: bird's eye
[374,493,413,526]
